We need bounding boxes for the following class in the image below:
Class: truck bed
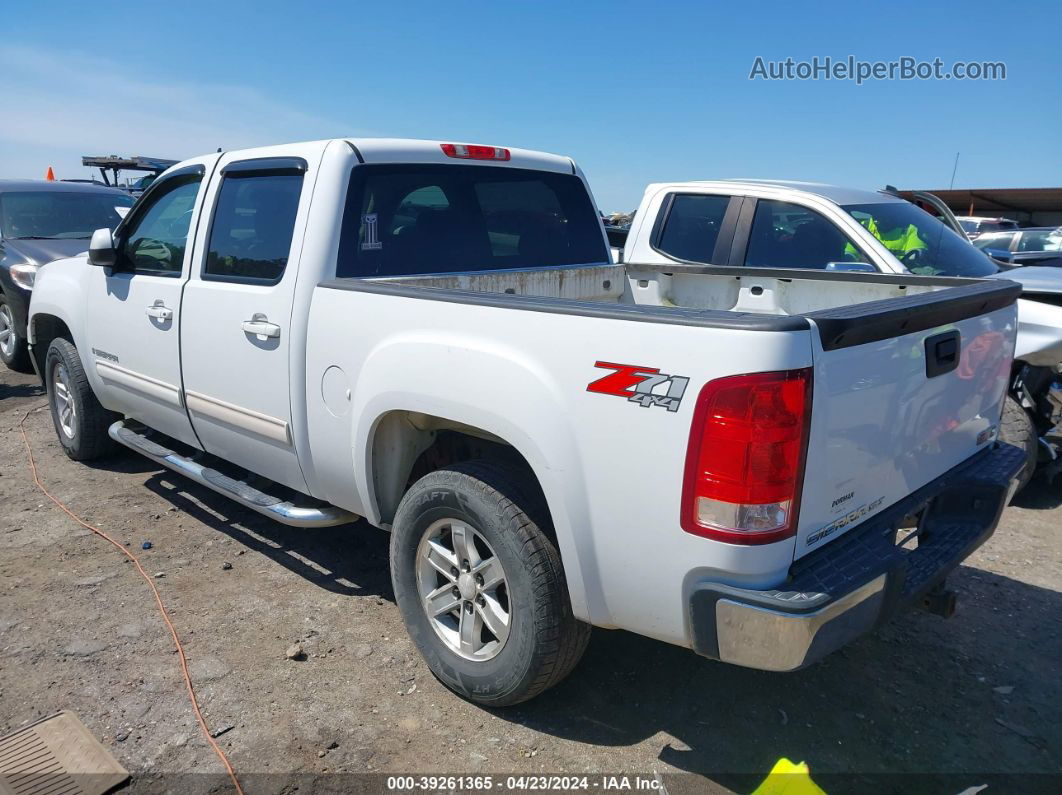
[330,262,1019,349]
[308,262,1019,642]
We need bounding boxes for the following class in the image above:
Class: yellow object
[749,757,826,795]
[846,215,927,260]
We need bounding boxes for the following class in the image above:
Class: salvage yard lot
[1,367,1059,793]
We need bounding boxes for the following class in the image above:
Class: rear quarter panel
[304,285,814,645]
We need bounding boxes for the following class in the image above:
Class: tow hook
[921,582,957,619]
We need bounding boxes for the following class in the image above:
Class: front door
[179,152,314,491]
[84,160,215,447]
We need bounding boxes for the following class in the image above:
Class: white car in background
[616,180,1062,490]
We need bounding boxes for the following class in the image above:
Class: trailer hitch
[920,582,957,619]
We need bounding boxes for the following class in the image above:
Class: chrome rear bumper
[688,442,1025,671]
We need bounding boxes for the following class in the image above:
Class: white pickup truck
[28,139,1024,705]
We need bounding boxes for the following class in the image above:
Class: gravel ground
[1,365,1059,794]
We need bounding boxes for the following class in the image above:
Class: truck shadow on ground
[1011,477,1062,510]
[492,564,1061,793]
[0,380,43,401]
[141,471,394,601]
[125,458,1059,793]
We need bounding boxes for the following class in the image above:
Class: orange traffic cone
[45,166,56,181]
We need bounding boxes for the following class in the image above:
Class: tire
[390,460,590,706]
[0,293,32,373]
[999,394,1037,494]
[44,337,118,461]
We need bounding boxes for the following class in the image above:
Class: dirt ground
[1,365,1059,794]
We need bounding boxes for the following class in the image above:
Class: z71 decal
[586,361,689,412]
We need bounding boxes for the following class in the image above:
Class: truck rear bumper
[687,442,1025,672]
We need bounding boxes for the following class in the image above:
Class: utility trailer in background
[80,155,179,197]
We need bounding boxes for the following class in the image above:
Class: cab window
[204,173,305,283]
[1018,230,1062,252]
[654,194,730,263]
[745,200,869,269]
[120,176,202,275]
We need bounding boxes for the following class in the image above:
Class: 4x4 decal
[586,361,689,412]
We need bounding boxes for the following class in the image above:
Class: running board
[108,421,358,528]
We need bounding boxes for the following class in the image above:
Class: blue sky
[3,0,1059,210]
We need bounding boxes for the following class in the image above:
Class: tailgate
[795,280,1021,559]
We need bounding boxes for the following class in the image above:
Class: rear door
[179,149,318,492]
[794,285,1018,557]
[84,159,216,447]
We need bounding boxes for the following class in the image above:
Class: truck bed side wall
[304,284,814,643]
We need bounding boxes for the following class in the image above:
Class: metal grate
[0,712,127,795]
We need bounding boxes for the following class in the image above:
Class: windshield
[842,202,999,277]
[0,191,134,239]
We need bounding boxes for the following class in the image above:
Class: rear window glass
[336,165,607,278]
[980,220,1018,233]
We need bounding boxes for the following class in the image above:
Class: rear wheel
[45,338,118,461]
[390,461,590,706]
[0,294,32,372]
[999,394,1037,495]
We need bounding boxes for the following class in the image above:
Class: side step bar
[108,421,358,528]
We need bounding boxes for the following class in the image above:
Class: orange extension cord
[19,405,245,795]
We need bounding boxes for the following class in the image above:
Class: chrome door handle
[241,313,281,338]
[145,302,173,321]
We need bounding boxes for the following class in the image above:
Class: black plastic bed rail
[807,279,1023,351]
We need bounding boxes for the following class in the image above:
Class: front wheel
[45,338,118,461]
[0,294,32,372]
[999,394,1037,495]
[390,461,590,706]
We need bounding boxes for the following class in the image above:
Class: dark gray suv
[0,180,134,371]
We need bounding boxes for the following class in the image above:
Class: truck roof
[349,138,578,174]
[658,179,899,207]
[163,138,578,177]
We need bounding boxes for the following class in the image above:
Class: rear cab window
[653,194,731,263]
[336,165,608,278]
[204,170,305,284]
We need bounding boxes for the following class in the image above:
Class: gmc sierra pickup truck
[28,139,1024,705]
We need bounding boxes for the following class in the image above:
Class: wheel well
[370,411,551,534]
[30,314,73,376]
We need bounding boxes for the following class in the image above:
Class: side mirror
[88,228,117,268]
[825,262,877,273]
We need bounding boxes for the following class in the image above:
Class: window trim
[219,156,307,177]
[115,165,206,278]
[200,164,307,286]
[649,192,741,266]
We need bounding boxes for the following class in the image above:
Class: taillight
[681,368,812,544]
[440,143,511,161]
